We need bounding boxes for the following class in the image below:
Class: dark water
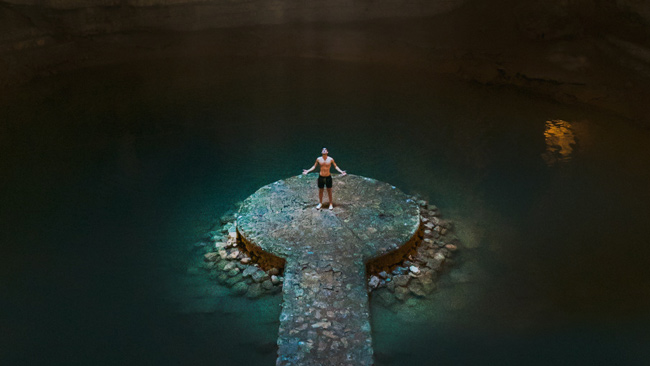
[2,56,650,365]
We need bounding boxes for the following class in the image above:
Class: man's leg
[318,188,324,209]
[327,188,333,209]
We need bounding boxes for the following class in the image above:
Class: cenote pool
[1,56,649,365]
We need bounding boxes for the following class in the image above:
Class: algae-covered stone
[409,279,427,297]
[246,283,263,298]
[243,265,258,278]
[262,279,274,291]
[394,286,410,301]
[223,262,237,271]
[214,261,227,271]
[386,279,396,293]
[232,282,248,296]
[217,273,229,284]
[225,273,244,287]
[204,252,219,262]
[377,290,396,306]
[252,269,268,283]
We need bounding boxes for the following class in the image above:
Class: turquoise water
[2,56,650,365]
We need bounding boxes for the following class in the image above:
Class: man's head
[321,147,328,156]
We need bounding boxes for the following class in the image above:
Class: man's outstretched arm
[303,160,318,175]
[332,160,346,175]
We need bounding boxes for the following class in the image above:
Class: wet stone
[246,283,263,298]
[262,279,274,290]
[232,282,248,296]
[393,275,411,287]
[225,274,243,287]
[237,174,420,366]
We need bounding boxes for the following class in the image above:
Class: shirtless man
[302,147,346,210]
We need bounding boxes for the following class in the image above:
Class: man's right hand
[302,170,308,175]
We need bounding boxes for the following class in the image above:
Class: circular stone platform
[236,174,420,366]
[237,174,420,260]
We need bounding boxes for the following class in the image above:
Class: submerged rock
[262,279,274,290]
[394,286,410,301]
[445,244,458,251]
[204,252,219,262]
[225,274,244,287]
[232,282,248,296]
[251,269,268,283]
[243,265,258,278]
[246,283,263,298]
[408,280,427,297]
[216,273,229,284]
[393,275,410,287]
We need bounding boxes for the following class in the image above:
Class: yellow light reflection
[542,119,576,166]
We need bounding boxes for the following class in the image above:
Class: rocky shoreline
[193,195,459,305]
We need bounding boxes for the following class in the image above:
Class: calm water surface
[2,56,649,365]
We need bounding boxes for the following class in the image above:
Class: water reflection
[541,119,576,166]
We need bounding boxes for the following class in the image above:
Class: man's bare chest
[318,158,332,167]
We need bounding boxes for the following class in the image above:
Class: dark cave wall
[1,0,649,124]
[0,0,465,36]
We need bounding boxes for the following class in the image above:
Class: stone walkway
[237,174,420,365]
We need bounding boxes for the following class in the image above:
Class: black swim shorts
[317,175,333,189]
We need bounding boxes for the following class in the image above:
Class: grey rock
[243,266,258,277]
[271,275,281,285]
[368,276,380,289]
[223,262,237,271]
[252,269,268,283]
[227,268,241,277]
